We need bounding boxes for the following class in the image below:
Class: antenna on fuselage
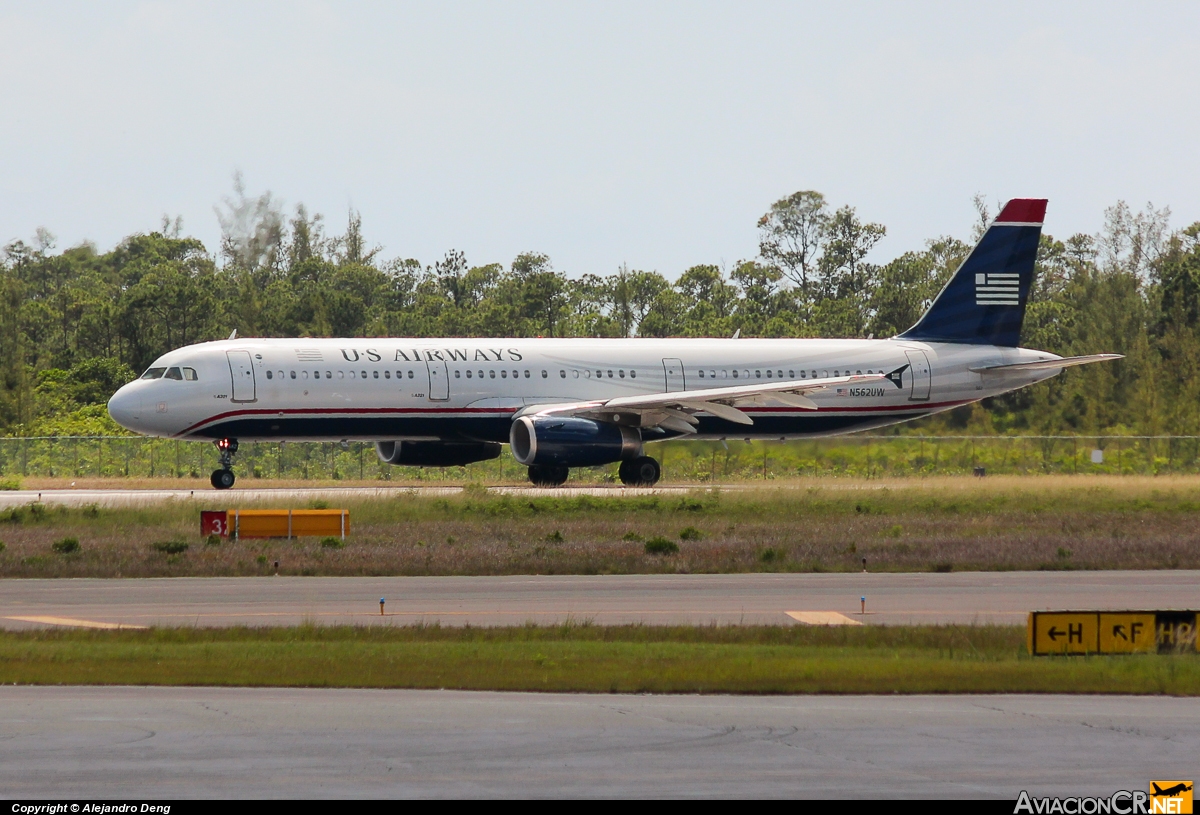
[228,329,238,340]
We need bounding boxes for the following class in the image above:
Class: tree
[757,191,830,298]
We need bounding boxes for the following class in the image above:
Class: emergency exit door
[227,350,256,403]
[904,350,931,401]
[663,358,686,392]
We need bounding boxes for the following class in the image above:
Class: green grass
[2,624,1198,694]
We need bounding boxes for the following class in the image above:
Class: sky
[0,1,1196,277]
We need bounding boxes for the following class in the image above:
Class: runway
[1,687,1195,798]
[2,571,1196,628]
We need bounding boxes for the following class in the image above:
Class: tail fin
[897,198,1046,346]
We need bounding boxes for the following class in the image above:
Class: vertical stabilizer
[897,198,1046,346]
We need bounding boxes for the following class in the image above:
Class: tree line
[1,175,1197,439]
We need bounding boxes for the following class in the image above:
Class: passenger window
[466,370,472,378]
[743,371,750,379]
[477,370,483,379]
[408,371,415,379]
[489,370,496,379]
[361,371,367,379]
[302,371,309,379]
[732,370,739,379]
[755,370,761,378]
[630,370,636,378]
[183,367,198,381]
[290,371,297,379]
[619,370,625,378]
[559,370,566,378]
[573,370,579,378]
[385,370,391,379]
[595,370,602,378]
[373,370,379,379]
[338,371,344,379]
[140,367,166,380]
[454,370,460,378]
[822,370,828,378]
[856,370,862,376]
[266,370,273,380]
[789,370,795,379]
[541,370,548,378]
[766,370,772,378]
[501,370,507,378]
[525,370,531,378]
[349,371,355,379]
[698,370,705,378]
[584,370,591,379]
[777,370,783,378]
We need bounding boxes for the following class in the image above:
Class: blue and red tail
[897,198,1046,347]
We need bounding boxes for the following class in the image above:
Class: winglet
[995,198,1047,225]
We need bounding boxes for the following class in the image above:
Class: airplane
[107,198,1121,490]
[1152,783,1193,798]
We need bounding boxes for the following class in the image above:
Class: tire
[212,469,236,490]
[528,464,569,487]
[619,456,660,487]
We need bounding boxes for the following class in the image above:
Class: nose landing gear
[211,438,239,490]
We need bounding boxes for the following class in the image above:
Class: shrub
[256,555,268,566]
[308,500,329,510]
[0,477,20,491]
[885,524,903,538]
[545,530,564,543]
[52,537,79,554]
[81,503,100,518]
[205,534,221,546]
[28,503,46,521]
[679,526,702,541]
[644,537,679,555]
[621,532,643,542]
[151,540,189,554]
[932,562,953,573]
[759,547,781,563]
[0,507,22,524]
[320,537,344,549]
[1056,547,1073,560]
[0,541,5,553]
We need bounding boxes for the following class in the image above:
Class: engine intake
[510,416,641,467]
[375,441,501,467]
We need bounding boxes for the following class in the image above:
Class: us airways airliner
[108,199,1119,489]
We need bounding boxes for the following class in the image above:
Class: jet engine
[509,416,641,467]
[375,440,501,467]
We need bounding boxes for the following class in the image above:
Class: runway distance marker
[1028,611,1198,655]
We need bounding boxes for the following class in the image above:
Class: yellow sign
[1150,781,1193,814]
[1028,611,1200,655]
[1030,612,1098,654]
[1099,613,1157,653]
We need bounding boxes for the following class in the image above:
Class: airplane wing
[518,372,889,435]
[969,354,1123,374]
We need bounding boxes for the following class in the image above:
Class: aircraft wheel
[211,469,236,490]
[619,456,660,487]
[528,464,569,487]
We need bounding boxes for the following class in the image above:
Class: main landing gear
[527,464,569,487]
[211,438,238,490]
[618,456,661,487]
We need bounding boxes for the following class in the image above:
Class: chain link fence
[1,435,1198,483]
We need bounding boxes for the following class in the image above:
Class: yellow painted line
[4,616,147,630]
[786,611,863,626]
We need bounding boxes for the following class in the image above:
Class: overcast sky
[0,1,1196,276]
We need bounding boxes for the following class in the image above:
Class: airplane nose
[107,386,142,430]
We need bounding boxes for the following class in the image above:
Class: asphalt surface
[2,571,1197,628]
[0,484,737,507]
[1,687,1194,798]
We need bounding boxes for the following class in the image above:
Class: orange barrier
[200,509,348,539]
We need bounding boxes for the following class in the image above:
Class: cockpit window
[140,367,167,380]
[163,367,184,380]
[182,367,198,381]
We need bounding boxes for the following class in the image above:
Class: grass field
[2,624,1198,694]
[3,475,1200,577]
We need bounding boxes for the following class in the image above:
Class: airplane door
[227,350,256,403]
[426,358,449,401]
[904,350,931,401]
[662,358,686,392]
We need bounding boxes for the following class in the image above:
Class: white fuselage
[107,337,1061,444]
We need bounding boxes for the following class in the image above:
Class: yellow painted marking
[1099,613,1157,653]
[4,616,147,630]
[785,611,863,626]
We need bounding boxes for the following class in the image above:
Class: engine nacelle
[375,441,501,467]
[509,416,641,467]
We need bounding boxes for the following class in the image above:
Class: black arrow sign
[1047,627,1064,641]
[1113,624,1128,641]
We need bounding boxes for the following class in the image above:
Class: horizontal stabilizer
[969,354,1123,374]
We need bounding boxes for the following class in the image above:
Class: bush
[81,503,100,518]
[621,532,643,542]
[545,530,564,543]
[320,537,344,549]
[644,537,679,555]
[151,540,189,554]
[28,503,46,521]
[679,526,702,541]
[932,562,953,573]
[52,537,79,554]
[759,547,781,563]
[0,477,20,491]
[308,500,329,510]
[0,541,5,553]
[205,534,221,546]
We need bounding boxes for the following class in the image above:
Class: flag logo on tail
[976,272,1020,306]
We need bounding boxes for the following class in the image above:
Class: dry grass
[3,475,1200,577]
